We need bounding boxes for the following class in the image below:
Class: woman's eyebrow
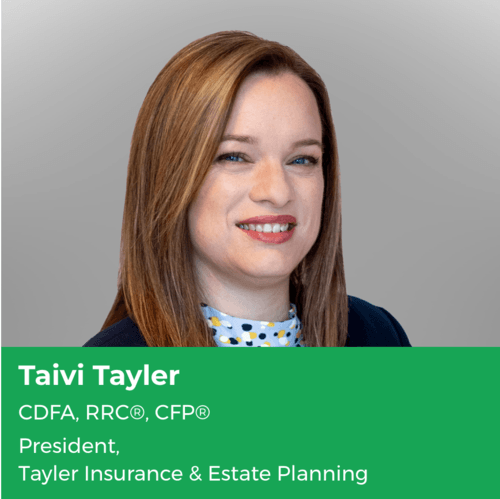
[221,134,324,152]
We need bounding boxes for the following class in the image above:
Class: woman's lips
[238,215,296,225]
[235,215,297,244]
[238,225,296,244]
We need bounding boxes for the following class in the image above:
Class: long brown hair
[101,30,348,347]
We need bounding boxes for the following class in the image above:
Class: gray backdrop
[3,0,499,346]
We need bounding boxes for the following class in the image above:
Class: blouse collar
[201,302,306,347]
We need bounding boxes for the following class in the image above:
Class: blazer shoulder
[346,295,411,347]
[83,317,147,347]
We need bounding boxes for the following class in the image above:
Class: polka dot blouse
[201,302,307,347]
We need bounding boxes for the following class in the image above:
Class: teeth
[238,222,294,232]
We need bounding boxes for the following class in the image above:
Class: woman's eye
[217,153,245,163]
[292,156,319,166]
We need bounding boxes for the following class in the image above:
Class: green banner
[2,347,499,498]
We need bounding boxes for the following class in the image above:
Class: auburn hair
[101,30,348,346]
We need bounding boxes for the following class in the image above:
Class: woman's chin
[235,260,295,282]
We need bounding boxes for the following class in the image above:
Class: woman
[84,30,411,348]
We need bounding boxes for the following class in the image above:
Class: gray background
[2,0,499,346]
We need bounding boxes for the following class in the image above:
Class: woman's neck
[196,268,291,322]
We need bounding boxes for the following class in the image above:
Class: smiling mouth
[235,222,297,233]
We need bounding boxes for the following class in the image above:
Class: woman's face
[188,71,324,288]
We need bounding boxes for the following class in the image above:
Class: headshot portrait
[3,1,499,347]
[83,30,411,348]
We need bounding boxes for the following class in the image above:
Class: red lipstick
[238,215,296,225]
[235,215,297,244]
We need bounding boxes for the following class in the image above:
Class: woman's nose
[248,159,294,207]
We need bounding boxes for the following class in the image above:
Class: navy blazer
[83,295,411,347]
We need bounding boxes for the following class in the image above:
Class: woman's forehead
[223,73,322,144]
